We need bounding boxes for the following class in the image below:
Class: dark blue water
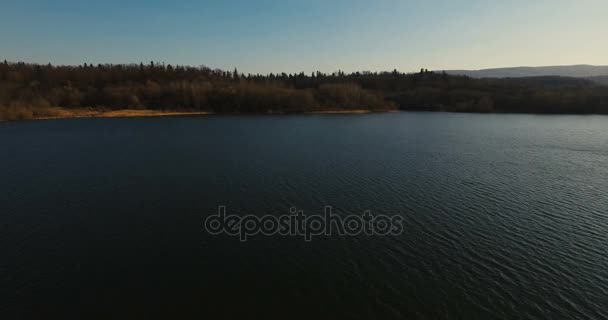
[1,112,608,319]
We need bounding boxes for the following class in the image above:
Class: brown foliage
[1,61,606,115]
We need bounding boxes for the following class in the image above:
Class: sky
[1,0,607,74]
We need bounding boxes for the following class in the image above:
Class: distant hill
[587,76,608,86]
[443,65,608,80]
[493,76,595,88]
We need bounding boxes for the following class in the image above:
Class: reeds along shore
[1,60,608,121]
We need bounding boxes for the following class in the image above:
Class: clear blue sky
[1,0,606,74]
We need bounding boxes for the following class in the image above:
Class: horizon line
[2,59,608,74]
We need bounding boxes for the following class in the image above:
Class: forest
[1,60,608,120]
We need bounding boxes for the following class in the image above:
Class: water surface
[1,112,608,319]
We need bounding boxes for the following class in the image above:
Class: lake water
[1,112,608,319]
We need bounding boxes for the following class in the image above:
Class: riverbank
[0,107,212,121]
[0,107,402,121]
[305,109,398,114]
[41,108,212,120]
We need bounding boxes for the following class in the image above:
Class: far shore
[305,109,398,114]
[40,108,213,120]
[0,107,213,121]
[1,107,400,121]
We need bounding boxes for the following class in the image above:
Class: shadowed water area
[1,112,607,319]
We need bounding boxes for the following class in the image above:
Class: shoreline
[304,109,398,114]
[3,107,608,122]
[1,107,399,121]
[1,108,213,122]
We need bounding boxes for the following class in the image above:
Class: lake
[1,112,607,319]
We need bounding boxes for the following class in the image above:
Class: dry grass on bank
[0,106,212,121]
[0,104,62,121]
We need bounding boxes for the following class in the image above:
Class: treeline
[1,60,608,120]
